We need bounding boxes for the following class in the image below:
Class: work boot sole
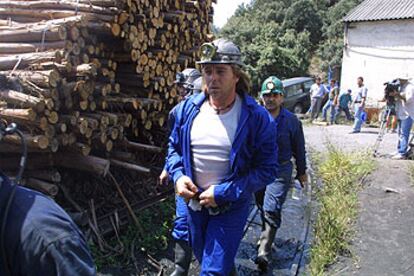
[255,256,268,273]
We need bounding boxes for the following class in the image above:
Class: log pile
[0,0,214,240]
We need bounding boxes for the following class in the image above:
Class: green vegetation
[218,0,363,92]
[310,147,375,275]
[91,197,175,271]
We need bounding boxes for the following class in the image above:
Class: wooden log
[0,108,37,121]
[0,41,66,54]
[23,177,59,197]
[53,153,110,176]
[25,169,61,182]
[0,8,115,22]
[0,89,45,112]
[2,133,49,149]
[109,159,151,174]
[0,51,61,71]
[121,138,162,153]
[0,155,53,170]
[4,69,61,88]
[0,24,67,42]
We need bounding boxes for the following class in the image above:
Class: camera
[383,79,400,107]
[384,79,400,97]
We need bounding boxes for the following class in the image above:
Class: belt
[354,101,362,103]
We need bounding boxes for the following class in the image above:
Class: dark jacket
[0,172,96,276]
[275,107,307,177]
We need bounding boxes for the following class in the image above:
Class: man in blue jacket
[166,38,278,275]
[0,172,96,275]
[255,76,307,272]
[159,68,201,276]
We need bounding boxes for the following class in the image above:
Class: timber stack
[0,0,214,238]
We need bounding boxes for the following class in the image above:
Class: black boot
[170,240,192,276]
[229,265,238,276]
[255,222,277,272]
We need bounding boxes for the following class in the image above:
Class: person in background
[158,68,201,276]
[166,38,278,275]
[350,76,368,133]
[309,77,328,121]
[334,89,353,123]
[322,79,340,125]
[0,173,96,275]
[391,74,414,159]
[255,76,307,272]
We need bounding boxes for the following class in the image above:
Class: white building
[341,0,414,103]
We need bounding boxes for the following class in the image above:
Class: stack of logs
[0,0,214,238]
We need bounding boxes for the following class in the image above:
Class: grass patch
[310,147,375,275]
[91,196,175,271]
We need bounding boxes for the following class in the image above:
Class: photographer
[390,74,414,159]
[380,80,399,133]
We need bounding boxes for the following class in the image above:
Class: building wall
[340,19,414,104]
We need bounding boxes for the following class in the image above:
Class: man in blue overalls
[159,68,201,276]
[166,38,278,275]
[255,76,307,272]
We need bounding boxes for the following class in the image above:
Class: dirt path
[305,124,414,276]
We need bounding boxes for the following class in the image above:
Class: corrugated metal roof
[343,0,414,22]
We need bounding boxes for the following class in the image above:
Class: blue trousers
[334,106,352,121]
[322,100,336,124]
[398,117,413,155]
[172,195,189,242]
[255,169,292,229]
[187,200,250,275]
[353,104,364,132]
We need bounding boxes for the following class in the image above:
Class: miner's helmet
[197,38,244,67]
[174,68,201,89]
[191,77,203,95]
[260,76,285,97]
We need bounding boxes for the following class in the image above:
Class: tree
[282,0,323,45]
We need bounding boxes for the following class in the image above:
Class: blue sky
[213,0,252,28]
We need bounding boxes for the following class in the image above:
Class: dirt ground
[304,123,414,276]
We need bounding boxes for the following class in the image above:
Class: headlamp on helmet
[260,76,285,97]
[197,38,245,66]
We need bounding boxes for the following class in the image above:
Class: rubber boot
[170,240,192,276]
[255,222,277,273]
[229,265,238,276]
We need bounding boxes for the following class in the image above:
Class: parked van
[282,77,314,113]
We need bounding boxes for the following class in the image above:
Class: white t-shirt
[400,82,414,120]
[310,83,327,98]
[190,95,242,190]
[354,85,368,102]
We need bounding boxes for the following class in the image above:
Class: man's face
[357,78,363,87]
[176,84,187,97]
[316,78,321,85]
[330,81,335,87]
[202,64,239,101]
[262,93,284,111]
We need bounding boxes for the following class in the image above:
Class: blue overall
[255,108,306,229]
[0,172,96,275]
[165,104,191,243]
[167,92,278,275]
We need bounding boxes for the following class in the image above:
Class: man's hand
[298,174,308,188]
[199,185,217,208]
[175,176,198,200]
[158,170,169,186]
